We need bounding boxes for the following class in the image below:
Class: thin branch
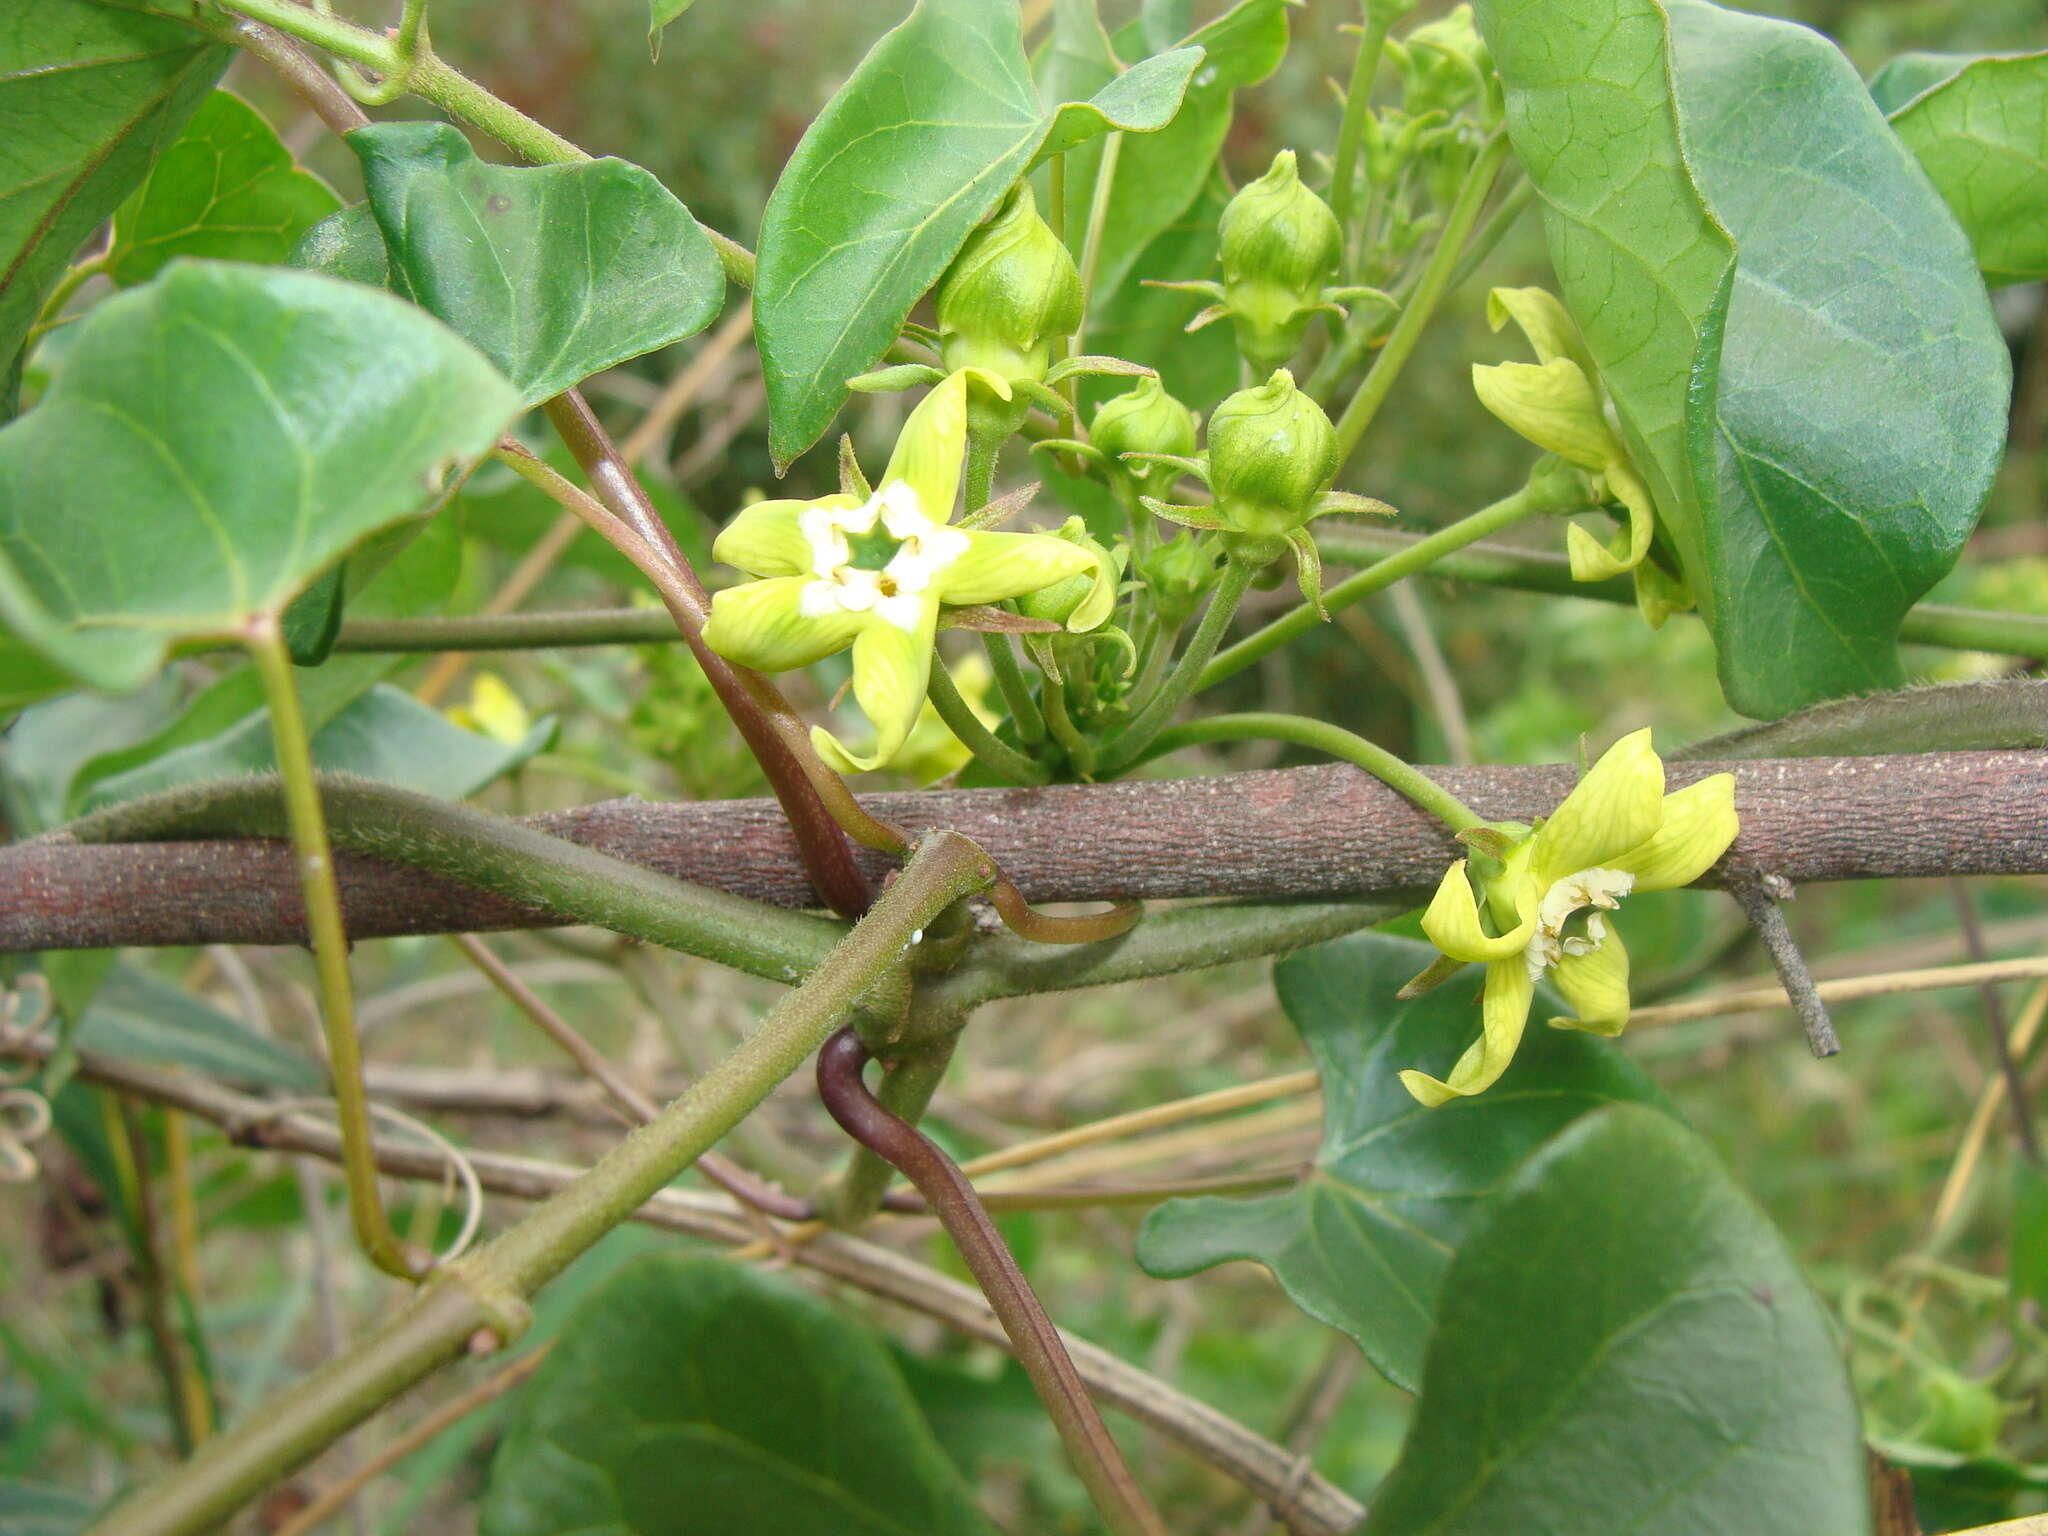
[5,1029,1362,1536]
[1950,879,2040,1163]
[1721,861,1839,1058]
[16,751,2042,954]
[1630,955,2048,1031]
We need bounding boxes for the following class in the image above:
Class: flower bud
[1092,374,1198,499]
[936,183,1082,387]
[1206,369,1339,536]
[1396,5,1489,119]
[1218,151,1341,373]
[1013,517,1119,632]
[1138,533,1218,629]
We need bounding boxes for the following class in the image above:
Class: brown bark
[5,749,2044,953]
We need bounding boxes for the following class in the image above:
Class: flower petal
[880,370,971,521]
[712,497,852,579]
[1611,774,1738,892]
[815,595,940,772]
[1564,461,1656,581]
[702,577,864,671]
[1535,727,1665,879]
[1547,922,1631,1035]
[1470,359,1621,471]
[936,529,1095,607]
[1421,860,1534,962]
[1398,958,1535,1107]
[1486,286,1596,376]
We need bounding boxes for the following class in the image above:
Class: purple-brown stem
[816,1028,1169,1536]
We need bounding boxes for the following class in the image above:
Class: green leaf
[0,260,517,696]
[481,1253,995,1536]
[1073,0,1289,319]
[0,0,227,375]
[346,122,725,408]
[289,202,400,291]
[1884,51,2048,285]
[648,0,696,58]
[755,0,1202,468]
[1867,51,1979,113]
[1477,0,2009,719]
[105,90,340,288]
[1361,1104,1870,1535]
[1135,934,1662,1392]
[73,963,320,1092]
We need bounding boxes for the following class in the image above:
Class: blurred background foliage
[3,1,2045,1531]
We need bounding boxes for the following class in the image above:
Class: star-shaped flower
[1400,728,1738,1107]
[702,370,1096,772]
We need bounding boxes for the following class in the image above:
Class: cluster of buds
[1152,151,1392,374]
[1472,286,1691,624]
[1126,369,1391,612]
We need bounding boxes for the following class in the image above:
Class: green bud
[937,183,1082,387]
[1915,1371,2006,1457]
[1218,150,1341,372]
[1014,517,1119,632]
[1138,533,1219,629]
[1092,375,1198,463]
[1206,369,1339,536]
[1396,5,1489,119]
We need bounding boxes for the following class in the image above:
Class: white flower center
[797,480,969,631]
[1525,866,1634,980]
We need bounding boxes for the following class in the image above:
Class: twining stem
[246,622,421,1280]
[88,833,994,1536]
[817,1029,1170,1536]
[1141,711,1483,833]
[928,659,1051,785]
[1201,478,1584,689]
[1100,557,1258,774]
[1330,1,1397,269]
[813,1033,961,1227]
[1330,131,1509,465]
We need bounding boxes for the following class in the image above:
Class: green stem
[87,833,994,1536]
[1330,3,1396,270]
[59,774,842,985]
[1200,479,1578,690]
[1100,558,1257,775]
[1040,669,1095,775]
[1073,132,1122,359]
[1330,132,1508,465]
[982,631,1049,745]
[28,255,106,341]
[927,660,1050,785]
[334,608,678,651]
[245,624,420,1281]
[1138,711,1483,833]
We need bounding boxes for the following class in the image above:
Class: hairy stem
[813,1032,961,1226]
[1330,132,1508,465]
[817,1029,1169,1536]
[247,625,421,1279]
[1203,479,1581,689]
[87,833,993,1536]
[1141,711,1483,833]
[928,659,1051,784]
[983,631,1049,744]
[1101,558,1257,774]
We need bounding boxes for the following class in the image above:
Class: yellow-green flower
[702,370,1095,773]
[1471,287,1660,587]
[1400,729,1738,1107]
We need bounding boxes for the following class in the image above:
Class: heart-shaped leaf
[105,90,340,287]
[0,0,227,377]
[754,0,1203,468]
[1136,934,1663,1391]
[481,1253,994,1536]
[343,122,726,408]
[0,260,518,698]
[1361,1104,1870,1535]
[1881,51,2048,286]
[1475,0,2009,719]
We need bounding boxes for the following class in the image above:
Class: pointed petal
[881,370,969,520]
[1536,727,1665,878]
[936,530,1095,607]
[1564,462,1656,581]
[1548,924,1631,1035]
[1611,774,1738,892]
[1398,958,1535,1107]
[702,578,864,671]
[714,498,844,578]
[1470,359,1620,470]
[1486,286,1595,374]
[1421,861,1535,962]
[830,597,940,772]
